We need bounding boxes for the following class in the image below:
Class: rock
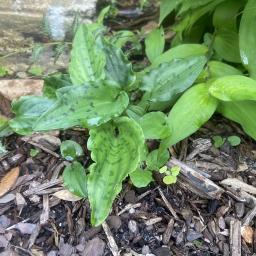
[82,237,105,256]
[142,245,150,255]
[124,190,137,203]
[107,215,122,231]
[235,202,245,218]
[128,220,138,234]
[186,229,203,242]
[241,225,253,244]
[154,247,172,256]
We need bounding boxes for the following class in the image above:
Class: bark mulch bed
[0,116,256,256]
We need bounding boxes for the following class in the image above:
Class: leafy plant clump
[2,0,256,226]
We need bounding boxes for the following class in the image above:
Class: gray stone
[154,247,172,256]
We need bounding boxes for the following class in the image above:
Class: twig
[117,203,141,216]
[230,219,241,256]
[158,187,179,220]
[102,221,120,256]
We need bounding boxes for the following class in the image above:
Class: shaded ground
[0,116,255,256]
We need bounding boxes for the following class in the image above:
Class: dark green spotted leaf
[9,96,55,135]
[87,117,144,226]
[69,24,106,85]
[129,168,153,188]
[161,83,218,147]
[63,161,87,198]
[138,112,171,139]
[43,74,72,98]
[60,140,83,161]
[103,40,136,89]
[33,81,129,131]
[141,56,207,102]
[218,101,256,140]
[239,0,256,79]
[145,27,165,63]
[209,75,256,101]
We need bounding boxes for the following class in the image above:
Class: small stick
[158,187,179,220]
[243,205,256,226]
[230,219,241,256]
[117,203,141,216]
[102,221,120,256]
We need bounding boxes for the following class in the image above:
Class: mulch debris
[0,116,256,256]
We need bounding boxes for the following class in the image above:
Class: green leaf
[145,27,165,63]
[227,135,241,146]
[178,0,215,15]
[110,30,139,49]
[126,105,145,121]
[212,135,226,148]
[63,161,87,198]
[60,140,83,161]
[163,175,177,185]
[0,115,12,138]
[28,66,43,76]
[138,112,171,139]
[103,40,136,88]
[218,101,256,140]
[9,96,55,135]
[0,66,8,77]
[141,56,207,102]
[207,61,242,78]
[171,166,180,176]
[30,148,40,157]
[239,0,256,79]
[43,73,72,98]
[159,0,182,24]
[34,81,129,131]
[152,44,208,68]
[209,75,256,101]
[87,117,144,226]
[146,149,169,170]
[162,83,218,147]
[97,6,111,24]
[69,24,106,85]
[130,169,153,188]
[213,29,241,63]
[213,0,244,31]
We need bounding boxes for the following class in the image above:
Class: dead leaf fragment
[241,225,253,244]
[0,79,43,101]
[0,167,20,197]
[53,189,82,202]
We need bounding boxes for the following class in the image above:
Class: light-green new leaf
[145,27,165,63]
[130,168,153,188]
[209,75,256,101]
[87,117,144,226]
[138,112,171,139]
[218,101,256,140]
[239,0,256,79]
[34,82,129,131]
[162,83,218,147]
[69,25,106,85]
[63,161,87,198]
[207,61,242,78]
[141,56,206,103]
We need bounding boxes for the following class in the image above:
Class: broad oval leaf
[87,117,144,226]
[146,149,169,171]
[63,161,87,198]
[162,83,218,147]
[213,29,241,63]
[145,27,165,63]
[218,101,256,140]
[9,96,55,135]
[33,82,129,131]
[138,112,171,139]
[129,169,153,188]
[159,0,182,24]
[60,140,84,161]
[239,0,256,79]
[209,75,256,101]
[178,0,216,15]
[103,40,136,89]
[69,24,106,85]
[152,44,208,67]
[208,61,242,78]
[141,56,207,102]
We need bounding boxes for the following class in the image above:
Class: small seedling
[212,135,226,148]
[30,148,40,157]
[60,140,84,161]
[227,135,241,147]
[160,165,181,185]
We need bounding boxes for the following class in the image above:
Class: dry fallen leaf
[241,225,253,244]
[0,167,20,197]
[53,189,82,202]
[0,79,43,101]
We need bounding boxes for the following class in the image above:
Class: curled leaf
[0,167,20,197]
